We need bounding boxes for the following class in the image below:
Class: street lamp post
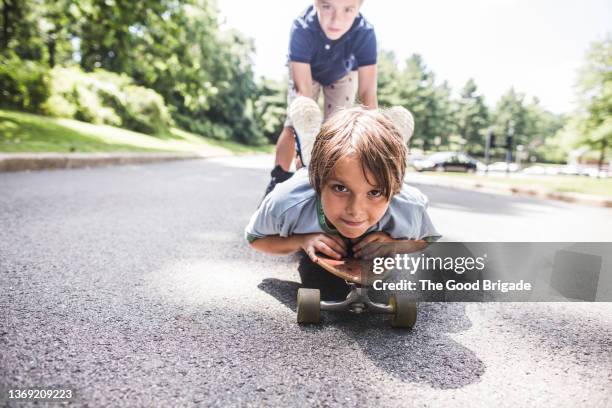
[485,130,494,176]
[506,120,515,176]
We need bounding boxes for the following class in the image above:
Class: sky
[217,0,611,114]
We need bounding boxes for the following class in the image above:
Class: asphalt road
[1,156,611,407]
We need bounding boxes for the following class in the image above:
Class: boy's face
[315,0,362,41]
[320,154,390,239]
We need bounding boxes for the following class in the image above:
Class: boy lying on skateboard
[246,98,441,301]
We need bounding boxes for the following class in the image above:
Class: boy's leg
[297,251,350,301]
[289,97,322,167]
[322,70,358,120]
[262,126,296,199]
[280,71,321,168]
[286,71,358,168]
[274,126,296,172]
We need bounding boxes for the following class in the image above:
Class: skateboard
[296,255,417,329]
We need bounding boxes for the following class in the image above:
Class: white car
[486,161,519,172]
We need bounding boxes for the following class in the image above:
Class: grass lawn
[0,110,273,155]
[409,170,612,198]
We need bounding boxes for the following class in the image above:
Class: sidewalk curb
[407,174,612,208]
[0,152,224,172]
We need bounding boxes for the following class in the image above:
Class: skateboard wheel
[297,288,320,324]
[389,294,417,329]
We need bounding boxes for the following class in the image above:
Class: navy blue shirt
[288,5,377,86]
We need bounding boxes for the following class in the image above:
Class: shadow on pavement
[258,278,485,390]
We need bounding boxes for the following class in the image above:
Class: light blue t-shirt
[245,169,441,243]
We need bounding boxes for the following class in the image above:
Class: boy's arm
[290,62,314,99]
[249,235,304,255]
[357,65,378,109]
[250,233,347,261]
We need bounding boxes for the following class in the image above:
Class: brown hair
[309,107,407,200]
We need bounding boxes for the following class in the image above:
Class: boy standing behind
[264,0,378,195]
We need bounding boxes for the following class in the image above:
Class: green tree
[254,76,287,143]
[1,0,46,61]
[1,0,85,67]
[455,79,489,154]
[76,0,168,73]
[430,79,457,150]
[400,54,435,149]
[575,37,612,171]
[377,50,402,107]
[205,29,265,144]
[39,0,80,67]
[378,54,437,150]
[523,97,565,161]
[378,53,460,151]
[491,88,530,152]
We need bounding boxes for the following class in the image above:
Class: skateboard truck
[297,256,417,328]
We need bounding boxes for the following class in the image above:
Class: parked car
[522,165,557,175]
[559,165,582,175]
[407,153,426,167]
[412,152,479,173]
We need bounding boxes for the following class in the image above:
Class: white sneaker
[385,106,415,145]
[289,96,322,166]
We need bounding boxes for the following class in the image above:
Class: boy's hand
[352,232,394,259]
[300,233,347,263]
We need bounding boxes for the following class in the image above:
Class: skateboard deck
[315,255,387,286]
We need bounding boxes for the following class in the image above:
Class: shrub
[116,85,172,135]
[42,66,82,118]
[44,66,172,135]
[0,55,49,113]
[173,112,232,141]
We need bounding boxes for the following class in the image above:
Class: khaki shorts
[284,70,358,127]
